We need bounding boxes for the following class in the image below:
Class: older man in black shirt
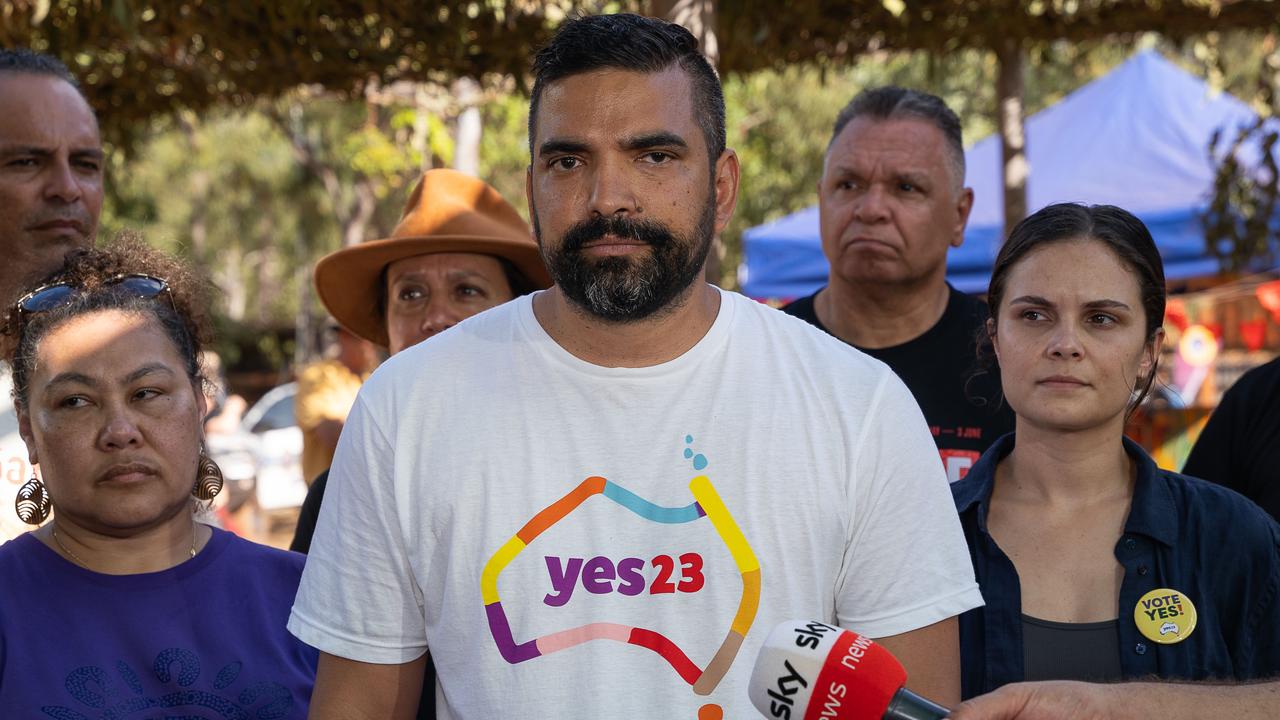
[784,87,1013,481]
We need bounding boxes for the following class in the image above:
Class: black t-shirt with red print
[783,285,1014,482]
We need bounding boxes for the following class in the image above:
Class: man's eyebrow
[620,132,688,152]
[0,145,53,157]
[537,139,591,158]
[71,148,106,161]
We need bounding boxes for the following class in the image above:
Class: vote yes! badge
[1134,588,1197,644]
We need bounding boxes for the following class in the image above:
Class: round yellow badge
[1134,588,1197,644]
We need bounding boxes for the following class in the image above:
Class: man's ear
[712,149,741,234]
[951,187,975,248]
[525,165,535,239]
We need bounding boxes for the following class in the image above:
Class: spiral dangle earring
[14,473,50,525]
[193,446,224,501]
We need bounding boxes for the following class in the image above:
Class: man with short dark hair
[0,48,102,307]
[784,87,1014,482]
[292,16,982,719]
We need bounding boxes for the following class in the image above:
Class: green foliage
[100,111,309,330]
[1203,119,1280,271]
[343,125,423,191]
[479,93,533,220]
[716,1,1278,73]
[427,114,458,169]
[1199,31,1280,274]
[1,0,592,145]
[98,84,539,370]
[99,100,418,349]
[8,0,1274,150]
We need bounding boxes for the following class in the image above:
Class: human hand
[949,681,1118,720]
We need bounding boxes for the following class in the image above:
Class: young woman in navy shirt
[953,203,1280,698]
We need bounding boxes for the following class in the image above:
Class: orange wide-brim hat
[314,169,552,348]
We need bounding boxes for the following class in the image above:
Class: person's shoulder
[0,532,40,568]
[1162,470,1279,546]
[1222,355,1280,404]
[946,285,992,324]
[724,292,907,429]
[216,527,307,576]
[727,290,889,372]
[778,290,820,321]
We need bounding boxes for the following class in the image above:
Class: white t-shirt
[289,288,982,718]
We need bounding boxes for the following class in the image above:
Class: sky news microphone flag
[749,620,949,720]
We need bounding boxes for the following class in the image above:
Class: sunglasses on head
[3,274,172,335]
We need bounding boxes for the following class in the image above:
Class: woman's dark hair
[3,233,214,409]
[982,203,1167,412]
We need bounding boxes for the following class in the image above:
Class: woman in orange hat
[290,169,550,720]
[293,168,550,547]
[310,168,552,356]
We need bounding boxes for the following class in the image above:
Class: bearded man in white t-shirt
[290,14,983,719]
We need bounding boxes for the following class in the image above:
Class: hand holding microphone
[749,619,950,720]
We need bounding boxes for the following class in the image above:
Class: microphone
[748,619,950,720]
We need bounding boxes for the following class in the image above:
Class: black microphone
[748,619,950,720]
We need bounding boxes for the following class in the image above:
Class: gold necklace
[51,526,197,569]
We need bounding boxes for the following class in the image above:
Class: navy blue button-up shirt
[953,433,1280,699]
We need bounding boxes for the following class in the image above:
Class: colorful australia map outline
[481,475,760,695]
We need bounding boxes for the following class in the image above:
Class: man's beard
[536,197,716,323]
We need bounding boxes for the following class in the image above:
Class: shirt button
[1124,538,1137,551]
[1138,565,1149,576]
[1135,643,1147,655]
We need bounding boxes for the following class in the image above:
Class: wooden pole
[996,38,1028,241]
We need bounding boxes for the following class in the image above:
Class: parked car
[237,382,308,513]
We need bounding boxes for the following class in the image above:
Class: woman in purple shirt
[0,237,316,717]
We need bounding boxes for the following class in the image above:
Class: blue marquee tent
[739,50,1273,299]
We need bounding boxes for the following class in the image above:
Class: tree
[713,1,1280,235]
[1202,34,1280,272]
[0,0,584,143]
